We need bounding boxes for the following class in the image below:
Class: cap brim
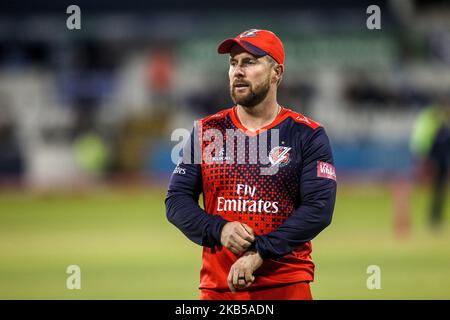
[217,39,267,57]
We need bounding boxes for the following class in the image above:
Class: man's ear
[273,64,284,86]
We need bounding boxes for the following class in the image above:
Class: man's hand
[227,250,263,292]
[220,222,255,255]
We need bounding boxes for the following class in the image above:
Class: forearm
[255,184,336,259]
[165,192,228,247]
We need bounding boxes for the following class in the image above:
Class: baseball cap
[217,29,285,65]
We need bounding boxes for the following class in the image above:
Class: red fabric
[197,107,316,291]
[217,29,285,65]
[200,281,312,300]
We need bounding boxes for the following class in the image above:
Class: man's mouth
[234,83,250,88]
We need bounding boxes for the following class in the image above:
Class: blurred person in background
[0,94,24,184]
[410,94,450,231]
[62,41,117,138]
[115,45,176,176]
[58,41,117,180]
[166,29,337,300]
[146,45,176,110]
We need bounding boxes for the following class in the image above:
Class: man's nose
[233,64,245,77]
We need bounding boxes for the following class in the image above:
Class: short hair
[265,55,282,86]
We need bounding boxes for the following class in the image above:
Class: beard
[230,76,271,108]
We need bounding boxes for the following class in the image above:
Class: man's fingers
[238,269,252,289]
[237,280,246,289]
[235,224,255,242]
[233,238,252,251]
[244,281,253,289]
[236,270,247,289]
[241,223,255,240]
[227,268,236,292]
[229,238,250,254]
[244,269,254,284]
[234,270,254,290]
[232,268,240,289]
[228,244,240,255]
[228,260,257,292]
[243,273,255,289]
[221,222,256,254]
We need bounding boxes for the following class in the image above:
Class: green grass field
[0,182,449,299]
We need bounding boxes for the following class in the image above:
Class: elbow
[165,195,176,225]
[318,189,336,231]
[321,214,332,231]
[309,199,334,233]
[319,206,334,231]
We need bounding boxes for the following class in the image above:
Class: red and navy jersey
[166,106,337,291]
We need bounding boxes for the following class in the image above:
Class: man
[410,97,450,231]
[165,29,337,300]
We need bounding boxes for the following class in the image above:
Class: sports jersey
[166,106,337,291]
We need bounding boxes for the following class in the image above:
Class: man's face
[228,45,273,108]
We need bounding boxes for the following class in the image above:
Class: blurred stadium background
[0,0,449,299]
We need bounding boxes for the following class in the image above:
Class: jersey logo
[269,146,291,167]
[317,161,336,181]
[211,147,231,163]
[239,29,260,38]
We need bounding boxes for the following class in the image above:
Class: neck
[236,92,280,132]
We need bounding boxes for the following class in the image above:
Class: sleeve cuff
[255,236,283,260]
[209,215,229,246]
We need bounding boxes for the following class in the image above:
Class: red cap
[217,29,284,65]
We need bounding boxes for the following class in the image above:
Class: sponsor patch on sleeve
[317,161,336,181]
